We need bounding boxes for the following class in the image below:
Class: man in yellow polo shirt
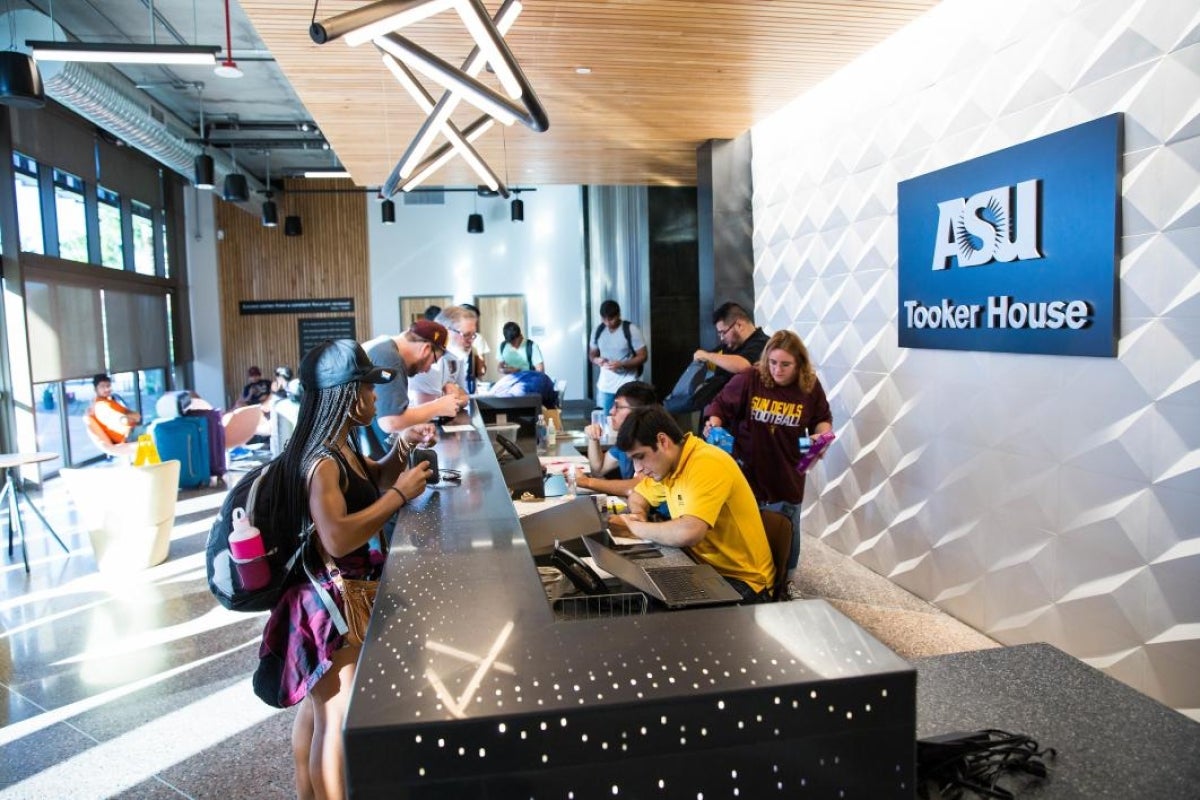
[608,406,775,603]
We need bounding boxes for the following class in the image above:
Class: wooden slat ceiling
[240,1,940,188]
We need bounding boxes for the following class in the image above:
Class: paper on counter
[582,556,614,580]
[441,424,475,433]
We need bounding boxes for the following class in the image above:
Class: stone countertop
[915,643,1200,799]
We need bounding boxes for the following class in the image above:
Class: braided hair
[255,381,362,540]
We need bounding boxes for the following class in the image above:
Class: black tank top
[330,447,380,514]
[327,448,386,567]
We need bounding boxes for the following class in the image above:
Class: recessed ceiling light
[575,67,591,74]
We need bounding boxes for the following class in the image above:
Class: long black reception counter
[344,411,917,798]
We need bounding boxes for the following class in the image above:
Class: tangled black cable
[917,728,1056,799]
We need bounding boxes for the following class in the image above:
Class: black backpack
[205,463,346,631]
[593,320,643,377]
[500,339,536,369]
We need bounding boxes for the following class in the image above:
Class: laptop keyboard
[648,566,713,600]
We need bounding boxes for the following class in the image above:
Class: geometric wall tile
[751,0,1200,715]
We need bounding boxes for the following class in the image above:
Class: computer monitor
[518,496,606,557]
[500,454,545,500]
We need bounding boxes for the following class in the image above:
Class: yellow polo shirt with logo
[634,434,774,594]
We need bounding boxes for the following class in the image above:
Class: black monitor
[500,454,545,501]
[475,394,542,439]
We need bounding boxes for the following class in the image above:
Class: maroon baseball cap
[409,319,449,357]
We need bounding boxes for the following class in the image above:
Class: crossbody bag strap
[303,456,350,636]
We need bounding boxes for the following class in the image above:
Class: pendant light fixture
[284,215,302,237]
[193,86,214,189]
[467,190,483,234]
[381,198,396,224]
[0,51,44,109]
[261,151,278,227]
[502,129,522,222]
[0,1,44,109]
[214,0,243,78]
[222,148,249,201]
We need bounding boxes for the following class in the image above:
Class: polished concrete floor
[0,461,996,799]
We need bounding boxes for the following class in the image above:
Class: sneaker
[784,581,805,601]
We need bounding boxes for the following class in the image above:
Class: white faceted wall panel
[752,0,1200,718]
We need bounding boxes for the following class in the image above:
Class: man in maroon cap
[362,319,465,440]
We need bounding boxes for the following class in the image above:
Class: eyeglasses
[450,327,477,341]
[715,322,737,338]
[609,402,633,414]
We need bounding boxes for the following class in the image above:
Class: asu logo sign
[931,180,1042,270]
[897,114,1121,357]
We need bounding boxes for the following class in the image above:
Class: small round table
[0,452,68,572]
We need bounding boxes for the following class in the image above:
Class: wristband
[389,486,406,505]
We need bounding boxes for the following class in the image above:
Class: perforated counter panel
[345,415,916,799]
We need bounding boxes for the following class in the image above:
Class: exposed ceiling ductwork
[3,8,265,210]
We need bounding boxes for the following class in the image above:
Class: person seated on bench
[88,373,140,452]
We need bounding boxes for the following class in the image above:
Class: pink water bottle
[229,508,266,561]
[229,507,269,591]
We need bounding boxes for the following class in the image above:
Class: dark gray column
[697,135,754,345]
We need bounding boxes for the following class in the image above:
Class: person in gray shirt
[363,319,462,441]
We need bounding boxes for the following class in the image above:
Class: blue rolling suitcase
[152,416,210,488]
[187,408,227,478]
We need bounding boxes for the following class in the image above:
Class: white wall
[752,0,1199,717]
[367,186,588,399]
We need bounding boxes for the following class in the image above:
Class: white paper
[582,556,614,580]
[441,424,475,433]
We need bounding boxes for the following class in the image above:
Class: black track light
[193,153,215,190]
[467,212,484,234]
[510,198,524,222]
[261,197,278,227]
[284,215,303,237]
[0,51,45,109]
[223,173,249,202]
[381,198,396,225]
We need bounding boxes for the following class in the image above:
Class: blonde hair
[756,330,817,393]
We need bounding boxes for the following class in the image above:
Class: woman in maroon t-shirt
[703,330,833,596]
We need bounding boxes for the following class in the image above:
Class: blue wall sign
[897,114,1121,357]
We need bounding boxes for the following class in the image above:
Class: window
[33,381,64,462]
[131,201,155,275]
[138,368,167,426]
[98,186,124,270]
[13,152,44,254]
[62,377,104,466]
[161,211,171,278]
[53,168,89,262]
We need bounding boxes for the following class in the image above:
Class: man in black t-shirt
[685,302,770,411]
[236,366,273,407]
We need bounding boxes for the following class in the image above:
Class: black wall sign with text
[298,318,357,362]
[241,298,354,315]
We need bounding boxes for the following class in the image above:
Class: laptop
[582,533,743,609]
[519,496,607,557]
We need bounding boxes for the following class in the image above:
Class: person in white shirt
[409,305,476,405]
[588,299,647,414]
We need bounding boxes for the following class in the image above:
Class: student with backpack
[588,299,647,414]
[498,321,545,373]
[251,339,431,800]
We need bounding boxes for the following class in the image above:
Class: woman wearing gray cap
[252,339,430,800]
